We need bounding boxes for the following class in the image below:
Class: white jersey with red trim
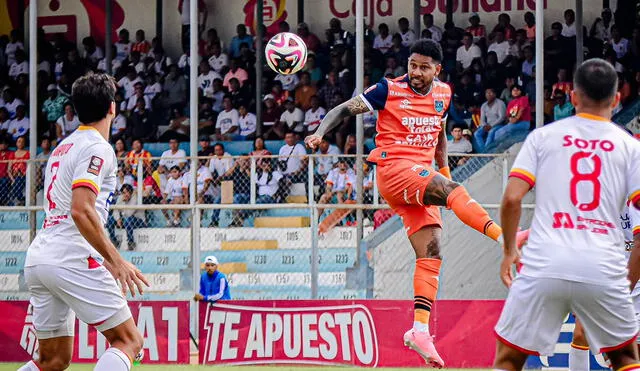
[510,113,640,285]
[25,126,117,269]
[622,203,640,259]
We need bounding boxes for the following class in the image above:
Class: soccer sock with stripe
[569,343,589,371]
[413,258,441,334]
[95,347,132,371]
[446,186,503,241]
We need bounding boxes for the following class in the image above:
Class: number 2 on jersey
[46,161,60,211]
[569,151,601,211]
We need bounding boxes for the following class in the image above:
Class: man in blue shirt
[194,256,231,302]
[228,24,254,58]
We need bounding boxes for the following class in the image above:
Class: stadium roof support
[28,0,37,240]
[535,0,544,128]
[414,0,421,38]
[576,0,584,65]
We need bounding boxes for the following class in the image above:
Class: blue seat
[264,208,310,218]
[144,143,169,157]
[264,140,286,155]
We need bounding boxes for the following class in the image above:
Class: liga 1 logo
[201,303,379,366]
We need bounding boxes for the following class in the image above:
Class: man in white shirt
[456,32,482,71]
[207,42,228,75]
[107,184,145,250]
[117,69,142,100]
[373,23,393,54]
[115,29,132,62]
[280,98,305,137]
[561,9,576,38]
[5,30,24,66]
[398,17,416,47]
[8,105,29,142]
[275,73,300,92]
[207,144,233,227]
[237,105,256,140]
[8,49,28,80]
[304,95,326,134]
[21,73,146,371]
[318,158,355,215]
[278,132,307,182]
[487,29,511,64]
[215,96,239,140]
[423,14,443,43]
[494,59,640,371]
[1,88,24,119]
[197,61,222,98]
[111,105,127,141]
[611,25,629,60]
[159,138,187,172]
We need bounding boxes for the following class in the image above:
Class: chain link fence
[0,152,517,303]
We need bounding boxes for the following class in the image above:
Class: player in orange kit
[306,39,519,368]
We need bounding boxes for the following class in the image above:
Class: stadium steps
[254,216,310,228]
[221,240,278,250]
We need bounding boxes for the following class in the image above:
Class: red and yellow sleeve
[509,168,536,188]
[630,190,640,207]
[71,179,100,195]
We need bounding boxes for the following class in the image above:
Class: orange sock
[446,186,503,241]
[414,258,441,333]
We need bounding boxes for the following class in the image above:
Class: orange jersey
[361,75,452,165]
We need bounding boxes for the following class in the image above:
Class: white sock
[95,347,131,371]
[17,361,40,371]
[413,321,429,333]
[569,344,589,371]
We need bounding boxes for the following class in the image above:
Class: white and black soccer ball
[265,32,308,75]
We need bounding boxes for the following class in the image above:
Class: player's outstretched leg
[493,339,529,371]
[424,175,504,242]
[402,226,445,368]
[95,318,144,371]
[570,319,590,371]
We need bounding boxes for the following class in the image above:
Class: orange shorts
[376,159,442,236]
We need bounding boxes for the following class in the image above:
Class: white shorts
[495,275,638,356]
[25,264,131,339]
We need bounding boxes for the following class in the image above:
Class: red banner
[0,301,190,364]
[198,300,504,367]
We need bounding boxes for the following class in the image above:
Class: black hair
[398,17,409,24]
[214,143,225,151]
[133,138,144,146]
[169,165,181,172]
[551,22,563,30]
[72,73,116,124]
[409,38,443,63]
[121,183,134,193]
[463,32,473,39]
[452,123,467,131]
[574,58,618,103]
[378,23,389,31]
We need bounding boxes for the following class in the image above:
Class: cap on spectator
[204,256,218,265]
[462,129,472,136]
[263,94,275,101]
[47,84,57,91]
[199,134,210,142]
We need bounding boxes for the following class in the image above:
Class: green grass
[0,365,487,371]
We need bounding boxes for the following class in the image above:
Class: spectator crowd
[0,6,639,240]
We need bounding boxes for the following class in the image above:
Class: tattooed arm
[313,96,371,139]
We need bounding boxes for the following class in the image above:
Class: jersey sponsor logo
[434,100,444,113]
[399,99,411,109]
[432,92,449,100]
[87,156,104,176]
[389,90,414,98]
[419,169,430,177]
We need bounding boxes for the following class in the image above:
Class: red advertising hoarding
[0,301,190,364]
[199,300,504,367]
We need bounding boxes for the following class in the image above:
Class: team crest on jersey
[434,100,445,113]
[87,156,104,176]
[400,99,412,109]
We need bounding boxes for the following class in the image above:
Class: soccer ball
[265,32,308,75]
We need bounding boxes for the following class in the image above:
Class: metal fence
[0,152,515,304]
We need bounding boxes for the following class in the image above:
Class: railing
[0,152,518,302]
